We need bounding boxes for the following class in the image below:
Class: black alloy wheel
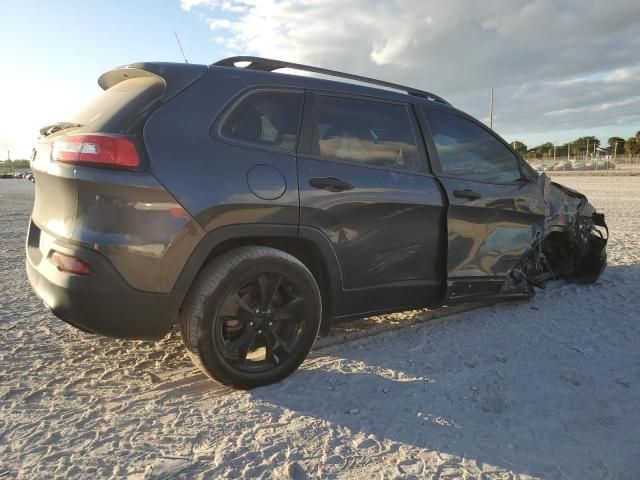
[181,246,322,388]
[214,272,307,373]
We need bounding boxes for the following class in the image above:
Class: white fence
[527,155,640,172]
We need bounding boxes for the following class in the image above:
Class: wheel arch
[173,224,342,334]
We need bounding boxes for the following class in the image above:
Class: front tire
[180,246,322,388]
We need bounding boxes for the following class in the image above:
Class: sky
[1,0,639,159]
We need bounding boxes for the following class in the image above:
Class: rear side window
[310,95,419,171]
[422,108,521,182]
[219,90,303,152]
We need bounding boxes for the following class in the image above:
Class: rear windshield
[67,77,164,131]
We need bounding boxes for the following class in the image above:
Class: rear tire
[180,246,322,388]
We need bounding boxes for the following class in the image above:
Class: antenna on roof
[489,87,494,130]
[174,32,189,64]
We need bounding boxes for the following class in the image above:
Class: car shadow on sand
[243,263,640,479]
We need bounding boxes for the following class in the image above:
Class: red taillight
[53,134,139,169]
[169,207,190,218]
[50,252,91,275]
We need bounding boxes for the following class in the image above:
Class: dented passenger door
[297,92,446,316]
[419,106,546,302]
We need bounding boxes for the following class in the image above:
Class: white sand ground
[1,176,639,479]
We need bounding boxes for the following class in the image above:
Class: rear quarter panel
[72,169,205,292]
[143,68,300,231]
[31,157,205,293]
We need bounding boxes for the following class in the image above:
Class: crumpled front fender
[502,174,608,294]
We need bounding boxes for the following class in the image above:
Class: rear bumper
[26,220,183,340]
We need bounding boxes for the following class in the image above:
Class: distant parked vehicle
[597,160,616,170]
[573,162,586,171]
[559,161,574,171]
[532,163,546,172]
[0,173,13,179]
[584,162,596,170]
[551,161,571,171]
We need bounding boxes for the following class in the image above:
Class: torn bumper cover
[503,175,608,294]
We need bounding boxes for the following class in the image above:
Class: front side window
[311,95,419,171]
[219,90,303,152]
[422,108,521,182]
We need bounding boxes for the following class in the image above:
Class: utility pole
[489,88,494,130]
[614,141,618,159]
[7,150,12,172]
[553,142,556,162]
[586,138,589,162]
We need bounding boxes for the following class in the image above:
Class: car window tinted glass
[311,95,419,171]
[422,108,521,182]
[220,90,303,152]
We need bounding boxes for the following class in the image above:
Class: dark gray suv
[27,57,607,388]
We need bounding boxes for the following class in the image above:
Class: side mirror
[521,169,536,182]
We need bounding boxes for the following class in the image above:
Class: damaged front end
[503,175,608,294]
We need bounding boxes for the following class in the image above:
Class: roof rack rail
[213,56,451,106]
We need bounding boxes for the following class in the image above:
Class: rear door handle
[309,177,353,192]
[453,189,481,200]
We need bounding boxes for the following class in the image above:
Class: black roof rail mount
[213,56,451,106]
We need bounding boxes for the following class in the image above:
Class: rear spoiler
[98,62,208,102]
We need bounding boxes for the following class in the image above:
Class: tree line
[0,159,31,169]
[511,130,640,159]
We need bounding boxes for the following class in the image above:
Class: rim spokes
[264,328,293,365]
[230,292,256,321]
[257,273,282,309]
[272,296,305,322]
[217,272,308,372]
[264,331,280,365]
[224,327,257,364]
[265,328,293,354]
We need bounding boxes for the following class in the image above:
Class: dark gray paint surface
[438,176,546,279]
[143,69,301,232]
[298,157,444,289]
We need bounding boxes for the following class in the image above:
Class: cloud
[180,0,220,11]
[207,18,232,30]
[604,68,636,83]
[183,0,640,145]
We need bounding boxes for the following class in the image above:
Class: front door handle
[309,177,353,192]
[453,189,481,200]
